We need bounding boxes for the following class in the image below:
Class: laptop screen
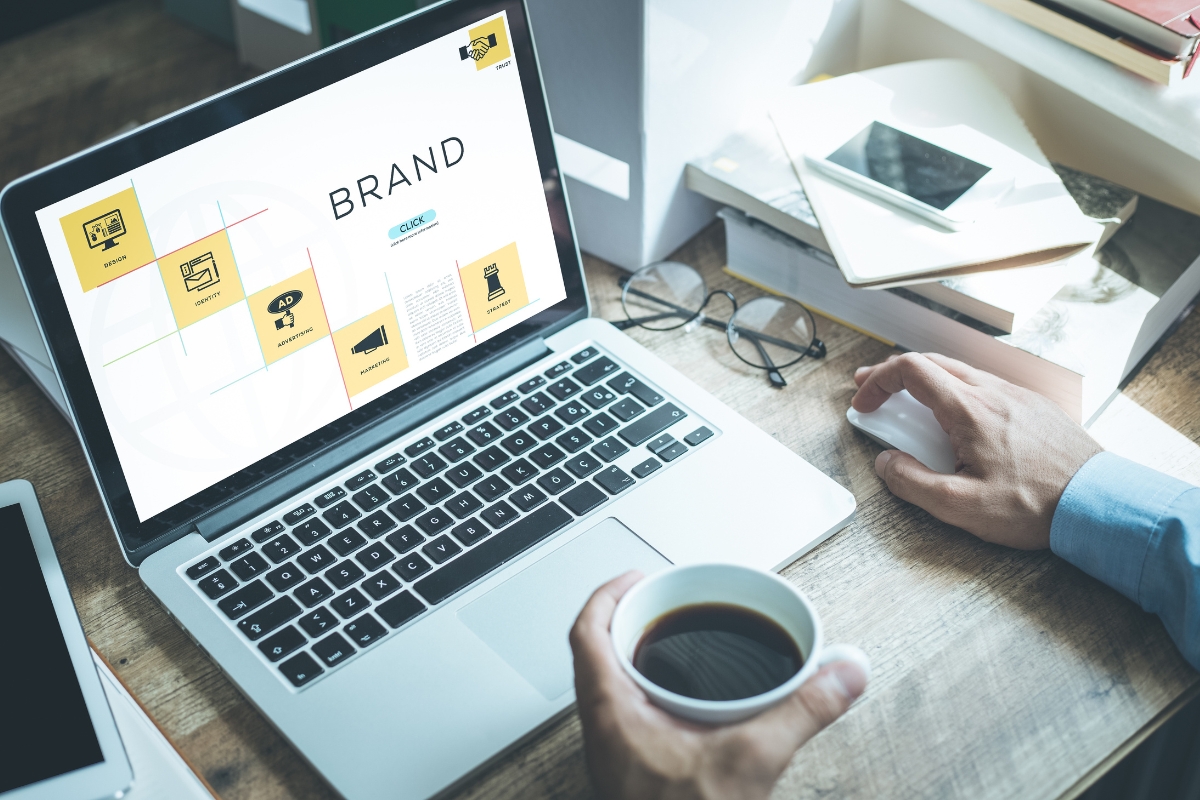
[29,11,566,523]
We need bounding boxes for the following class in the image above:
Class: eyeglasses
[613,261,826,388]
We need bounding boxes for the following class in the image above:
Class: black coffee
[632,603,803,701]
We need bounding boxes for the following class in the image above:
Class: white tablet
[0,479,132,800]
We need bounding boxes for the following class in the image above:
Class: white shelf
[899,0,1200,162]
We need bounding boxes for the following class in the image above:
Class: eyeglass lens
[621,261,707,331]
[728,297,816,371]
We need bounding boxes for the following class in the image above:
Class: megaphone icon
[351,325,388,355]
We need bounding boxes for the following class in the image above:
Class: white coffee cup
[610,563,868,725]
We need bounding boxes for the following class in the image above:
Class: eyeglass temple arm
[748,335,787,388]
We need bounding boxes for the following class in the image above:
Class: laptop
[0,1,856,797]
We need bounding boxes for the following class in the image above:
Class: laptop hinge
[190,336,552,542]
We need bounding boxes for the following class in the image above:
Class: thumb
[875,450,970,525]
[742,659,868,757]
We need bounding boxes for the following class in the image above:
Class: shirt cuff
[1050,451,1195,605]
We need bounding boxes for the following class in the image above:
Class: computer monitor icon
[83,209,126,251]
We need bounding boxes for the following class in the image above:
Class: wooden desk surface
[3,3,1199,798]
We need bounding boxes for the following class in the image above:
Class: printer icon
[181,252,220,293]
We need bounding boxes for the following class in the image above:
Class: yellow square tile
[332,305,409,397]
[463,16,511,70]
[247,268,331,366]
[158,230,245,329]
[459,242,528,332]
[59,187,157,292]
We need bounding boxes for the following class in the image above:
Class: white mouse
[845,390,957,475]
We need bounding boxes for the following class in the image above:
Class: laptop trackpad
[457,517,670,701]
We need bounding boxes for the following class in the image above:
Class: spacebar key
[413,502,573,605]
[618,403,687,446]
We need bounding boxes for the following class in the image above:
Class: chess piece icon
[484,263,505,301]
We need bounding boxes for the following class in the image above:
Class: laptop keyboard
[179,345,717,690]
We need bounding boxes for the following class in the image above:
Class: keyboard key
[294,577,334,607]
[375,453,405,473]
[547,377,581,401]
[462,406,491,424]
[259,532,300,563]
[344,614,387,647]
[385,526,424,554]
[659,441,688,462]
[646,434,676,454]
[620,404,688,446]
[329,529,367,557]
[447,491,483,518]
[608,372,664,406]
[529,417,565,439]
[404,437,435,458]
[230,551,270,581]
[451,518,490,547]
[315,486,346,508]
[684,426,714,446]
[596,466,635,495]
[312,632,355,667]
[238,597,301,640]
[279,652,322,687]
[266,563,305,591]
[416,477,454,504]
[495,407,530,431]
[592,437,628,462]
[250,520,285,544]
[411,453,447,479]
[293,518,332,545]
[445,462,484,487]
[218,580,273,619]
[472,446,510,471]
[480,501,519,529]
[394,553,431,581]
[345,470,376,491]
[581,387,615,409]
[575,356,618,385]
[501,431,537,456]
[322,501,361,528]
[298,545,336,573]
[387,494,426,521]
[583,413,619,437]
[518,376,545,393]
[415,508,453,536]
[537,468,575,495]
[631,458,661,478]
[509,485,547,512]
[357,511,395,538]
[474,476,511,502]
[565,453,602,478]
[466,422,502,446]
[219,538,253,561]
[382,468,419,495]
[325,560,365,590]
[545,361,572,378]
[423,535,463,564]
[355,542,396,571]
[331,588,371,618]
[529,443,565,469]
[561,483,607,516]
[490,390,519,409]
[434,421,463,441]
[520,392,555,416]
[299,607,338,637]
[571,347,599,364]
[556,428,593,454]
[186,556,219,580]
[198,569,238,600]
[376,592,426,628]
[608,398,645,422]
[554,401,591,424]
[414,503,573,605]
[500,458,538,485]
[283,503,315,525]
[438,437,475,462]
[361,570,402,600]
[352,484,388,512]
[259,626,306,662]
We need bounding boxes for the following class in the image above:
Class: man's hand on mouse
[852,353,1102,550]
[570,571,868,800]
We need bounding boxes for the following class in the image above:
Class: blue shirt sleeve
[1050,451,1200,670]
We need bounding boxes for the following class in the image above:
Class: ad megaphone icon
[351,325,388,355]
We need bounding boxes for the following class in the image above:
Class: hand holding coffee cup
[570,567,869,800]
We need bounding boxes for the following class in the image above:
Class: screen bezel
[0,0,588,559]
[0,480,132,800]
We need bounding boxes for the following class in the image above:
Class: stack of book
[686,115,1200,425]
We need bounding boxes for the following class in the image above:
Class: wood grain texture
[1,3,1197,799]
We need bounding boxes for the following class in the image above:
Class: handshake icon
[459,33,498,62]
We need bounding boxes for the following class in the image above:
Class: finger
[739,659,868,758]
[921,353,993,387]
[852,353,905,387]
[850,352,966,423]
[570,571,644,696]
[876,450,975,528]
